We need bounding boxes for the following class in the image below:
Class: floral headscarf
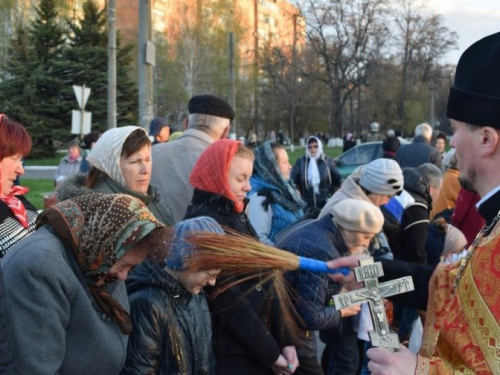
[37,192,165,334]
[190,139,245,212]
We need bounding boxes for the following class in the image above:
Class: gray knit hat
[359,159,403,196]
[166,216,224,271]
[332,199,384,234]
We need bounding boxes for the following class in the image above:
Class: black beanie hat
[446,32,500,127]
[188,94,235,121]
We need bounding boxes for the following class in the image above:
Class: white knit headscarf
[87,126,148,186]
[306,136,323,194]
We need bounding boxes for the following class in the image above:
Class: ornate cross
[333,257,414,349]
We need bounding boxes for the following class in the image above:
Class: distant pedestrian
[79,131,101,173]
[343,133,356,152]
[433,131,447,158]
[395,123,442,169]
[362,122,384,143]
[382,136,401,160]
[54,140,82,186]
[149,117,171,145]
[291,136,342,213]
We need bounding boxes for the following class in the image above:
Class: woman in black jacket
[185,139,299,375]
[291,136,342,213]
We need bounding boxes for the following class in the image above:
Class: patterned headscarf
[252,142,306,212]
[37,192,165,334]
[190,139,245,212]
[87,126,148,186]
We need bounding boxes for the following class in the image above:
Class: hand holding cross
[333,257,414,350]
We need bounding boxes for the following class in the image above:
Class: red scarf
[0,185,30,228]
[190,139,245,213]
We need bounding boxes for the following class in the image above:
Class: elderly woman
[57,126,174,226]
[291,136,342,213]
[185,139,299,375]
[276,199,384,375]
[0,114,38,257]
[248,142,306,245]
[122,217,223,375]
[1,193,168,374]
[54,140,82,185]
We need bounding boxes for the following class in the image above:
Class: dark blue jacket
[396,135,442,169]
[276,214,349,357]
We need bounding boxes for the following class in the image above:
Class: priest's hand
[366,345,417,375]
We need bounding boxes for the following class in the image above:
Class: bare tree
[301,0,389,137]
[392,0,458,129]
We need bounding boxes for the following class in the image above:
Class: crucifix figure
[333,257,414,349]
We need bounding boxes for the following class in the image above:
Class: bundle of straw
[185,228,349,276]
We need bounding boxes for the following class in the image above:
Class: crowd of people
[0,31,499,375]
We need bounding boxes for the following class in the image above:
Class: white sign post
[71,85,92,138]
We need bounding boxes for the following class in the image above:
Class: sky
[429,0,500,64]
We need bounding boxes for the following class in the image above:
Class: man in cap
[151,94,235,222]
[149,117,171,145]
[328,32,500,374]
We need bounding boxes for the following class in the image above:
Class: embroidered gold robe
[416,223,500,374]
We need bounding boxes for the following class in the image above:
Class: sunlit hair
[270,142,286,162]
[235,143,254,161]
[0,115,32,160]
[86,129,151,188]
[414,123,433,139]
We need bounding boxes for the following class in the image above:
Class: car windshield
[339,143,379,165]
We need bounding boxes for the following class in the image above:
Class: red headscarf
[190,139,245,212]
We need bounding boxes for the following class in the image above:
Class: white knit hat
[359,159,403,196]
[332,199,384,234]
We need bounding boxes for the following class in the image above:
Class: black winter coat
[185,189,257,236]
[291,155,342,209]
[386,168,431,264]
[122,259,215,375]
[184,189,296,375]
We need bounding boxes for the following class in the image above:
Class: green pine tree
[0,0,69,157]
[62,0,137,131]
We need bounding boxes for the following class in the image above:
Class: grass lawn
[23,179,55,211]
[287,146,343,164]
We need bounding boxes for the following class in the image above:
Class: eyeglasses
[308,145,318,149]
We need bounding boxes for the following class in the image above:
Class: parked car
[334,140,408,178]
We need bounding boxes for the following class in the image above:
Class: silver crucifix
[333,257,414,349]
